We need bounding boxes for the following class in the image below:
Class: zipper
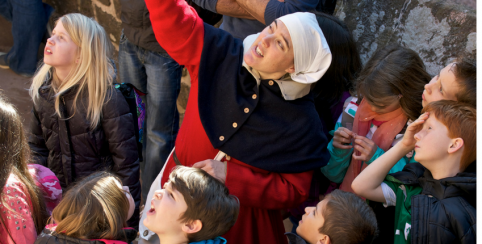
[60,96,75,185]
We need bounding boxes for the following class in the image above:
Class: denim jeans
[0,0,53,75]
[118,31,182,203]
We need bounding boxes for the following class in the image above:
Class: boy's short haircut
[319,190,377,244]
[422,100,476,170]
[168,166,240,242]
[452,57,476,108]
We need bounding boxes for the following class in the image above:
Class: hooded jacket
[27,76,141,227]
[388,163,476,244]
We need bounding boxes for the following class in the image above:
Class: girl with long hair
[0,96,49,244]
[321,44,431,192]
[27,13,140,227]
[35,172,136,244]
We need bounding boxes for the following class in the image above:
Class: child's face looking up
[296,199,328,244]
[44,21,79,71]
[422,63,460,107]
[143,182,188,236]
[366,97,401,115]
[413,114,453,165]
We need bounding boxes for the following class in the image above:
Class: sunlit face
[113,179,135,221]
[44,21,79,70]
[422,63,460,107]
[243,19,295,80]
[413,114,453,168]
[143,182,188,236]
[366,97,401,115]
[296,199,327,244]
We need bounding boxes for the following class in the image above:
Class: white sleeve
[381,182,397,207]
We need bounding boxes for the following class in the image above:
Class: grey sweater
[193,0,320,39]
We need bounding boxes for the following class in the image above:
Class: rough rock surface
[335,0,476,75]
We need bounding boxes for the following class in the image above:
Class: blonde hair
[30,13,113,129]
[51,172,129,240]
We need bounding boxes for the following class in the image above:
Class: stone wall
[335,0,476,75]
[44,0,122,54]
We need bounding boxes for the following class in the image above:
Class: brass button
[244,108,249,113]
[232,122,238,128]
[252,94,257,99]
[219,136,225,141]
[225,155,231,160]
[269,80,274,86]
[143,230,149,236]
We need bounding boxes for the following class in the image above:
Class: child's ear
[448,138,464,154]
[181,220,202,234]
[317,234,331,244]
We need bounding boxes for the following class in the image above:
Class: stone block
[335,0,476,75]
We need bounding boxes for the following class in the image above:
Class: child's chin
[143,218,151,228]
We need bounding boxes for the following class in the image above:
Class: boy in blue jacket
[143,166,240,244]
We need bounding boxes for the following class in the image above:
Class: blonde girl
[34,172,136,244]
[28,13,140,226]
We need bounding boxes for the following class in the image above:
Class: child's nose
[304,207,314,214]
[414,132,421,141]
[153,190,163,200]
[424,82,432,93]
[47,37,54,45]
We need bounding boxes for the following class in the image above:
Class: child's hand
[192,159,227,183]
[332,127,355,149]
[352,135,377,161]
[400,112,429,149]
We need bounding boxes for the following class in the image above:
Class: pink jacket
[0,165,62,244]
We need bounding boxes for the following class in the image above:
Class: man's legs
[118,31,182,203]
[142,50,182,203]
[0,0,53,76]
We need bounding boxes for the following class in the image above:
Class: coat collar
[189,236,227,244]
[389,163,476,206]
[285,232,309,244]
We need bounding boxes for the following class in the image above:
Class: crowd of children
[0,0,477,243]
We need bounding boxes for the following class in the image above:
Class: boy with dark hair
[289,190,378,244]
[422,57,476,109]
[143,166,240,244]
[353,100,476,244]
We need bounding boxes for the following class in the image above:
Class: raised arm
[236,0,319,24]
[352,113,429,202]
[192,0,255,19]
[145,0,204,68]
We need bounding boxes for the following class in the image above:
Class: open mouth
[147,200,156,215]
[254,45,264,57]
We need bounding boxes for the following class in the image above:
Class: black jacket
[390,163,476,244]
[35,227,137,244]
[120,0,221,53]
[28,76,140,227]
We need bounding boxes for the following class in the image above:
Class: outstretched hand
[400,112,429,149]
[192,159,227,183]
